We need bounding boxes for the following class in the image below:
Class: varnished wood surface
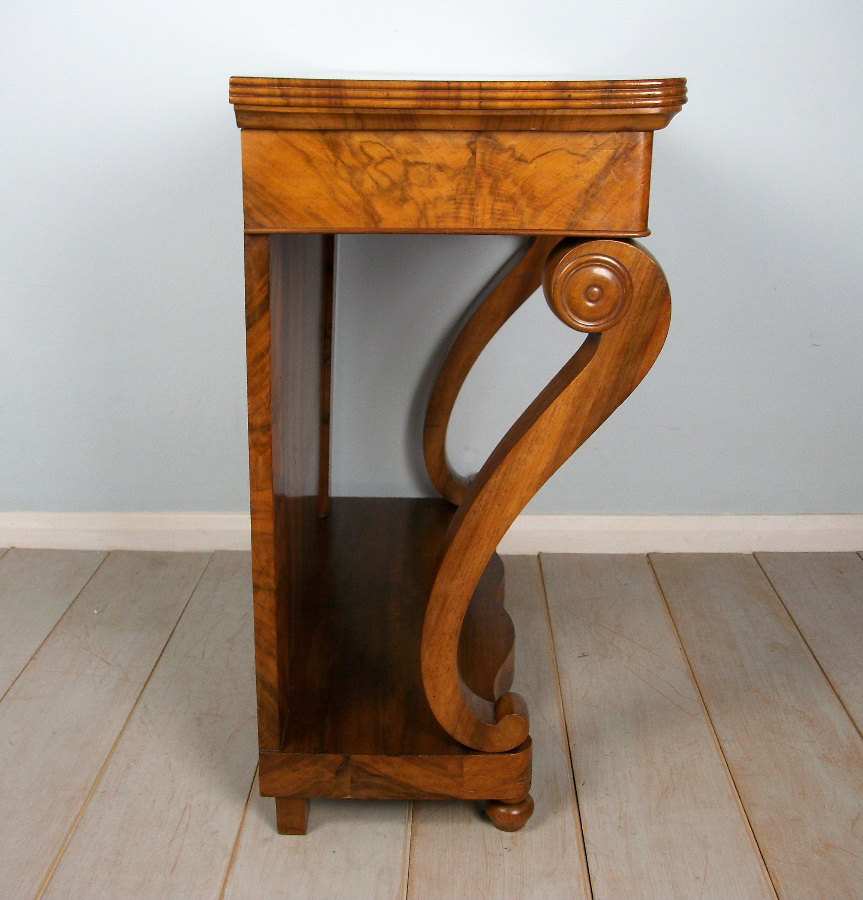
[230,77,686,132]
[458,555,513,702]
[3,549,861,898]
[243,233,280,750]
[276,498,507,756]
[245,233,327,752]
[421,240,671,753]
[483,796,534,832]
[275,798,310,836]
[234,76,687,831]
[260,747,530,803]
[270,233,327,753]
[258,497,530,805]
[240,130,652,234]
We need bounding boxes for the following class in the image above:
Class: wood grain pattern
[245,233,327,753]
[233,77,686,833]
[41,552,257,900]
[407,556,591,900]
[258,499,530,807]
[222,775,409,900]
[269,232,326,757]
[422,240,671,753]
[652,553,863,898]
[260,748,530,803]
[243,229,535,823]
[424,236,559,504]
[757,552,863,732]
[484,796,534,832]
[276,798,310,835]
[240,129,652,235]
[543,553,775,899]
[458,555,513,702]
[230,77,687,132]
[243,233,280,751]
[0,551,209,900]
[0,549,105,698]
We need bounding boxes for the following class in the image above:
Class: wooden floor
[1,548,862,899]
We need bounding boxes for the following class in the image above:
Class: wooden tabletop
[230,77,687,132]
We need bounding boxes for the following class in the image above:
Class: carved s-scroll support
[421,239,672,752]
[423,236,561,505]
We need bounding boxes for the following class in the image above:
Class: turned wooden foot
[275,797,309,834]
[484,795,534,832]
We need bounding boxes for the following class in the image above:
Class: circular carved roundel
[545,252,632,332]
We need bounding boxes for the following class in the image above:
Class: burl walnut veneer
[230,77,686,834]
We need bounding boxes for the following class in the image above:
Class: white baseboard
[0,512,861,554]
[0,513,252,552]
[497,514,863,554]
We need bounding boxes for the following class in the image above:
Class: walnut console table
[229,77,686,834]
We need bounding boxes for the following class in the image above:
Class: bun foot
[275,797,309,834]
[484,795,534,832]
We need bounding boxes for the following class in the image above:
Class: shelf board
[259,497,530,801]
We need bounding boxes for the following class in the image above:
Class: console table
[229,77,686,834]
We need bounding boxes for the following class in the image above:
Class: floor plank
[0,550,210,900]
[652,553,863,899]
[543,553,774,900]
[42,552,258,900]
[757,552,863,734]
[0,549,106,698]
[222,776,410,900]
[407,555,592,900]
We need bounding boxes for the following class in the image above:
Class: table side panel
[247,233,326,751]
[241,130,652,234]
[243,234,280,751]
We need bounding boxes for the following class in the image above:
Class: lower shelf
[259,497,531,803]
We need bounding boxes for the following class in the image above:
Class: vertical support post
[244,234,283,751]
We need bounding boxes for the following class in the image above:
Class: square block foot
[275,797,309,834]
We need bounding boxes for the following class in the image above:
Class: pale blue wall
[2,0,861,514]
